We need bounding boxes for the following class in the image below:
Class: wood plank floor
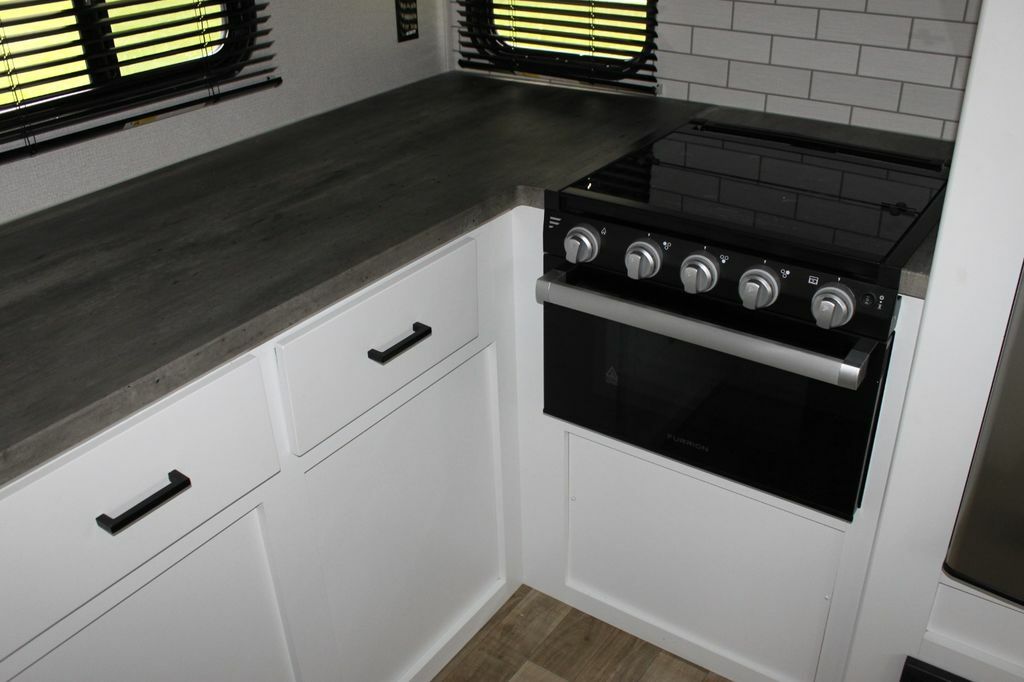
[434,586,732,682]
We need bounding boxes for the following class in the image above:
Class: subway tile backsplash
[656,0,980,138]
[448,0,979,140]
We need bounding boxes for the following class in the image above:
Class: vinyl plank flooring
[434,587,731,682]
[434,586,530,680]
[529,609,619,679]
[435,649,524,682]
[435,586,571,682]
[572,627,661,681]
[479,588,574,661]
[639,652,709,682]
[509,662,569,682]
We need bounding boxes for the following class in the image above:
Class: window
[457,0,658,93]
[0,0,279,161]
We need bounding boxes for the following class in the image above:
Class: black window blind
[0,0,280,161]
[457,0,658,93]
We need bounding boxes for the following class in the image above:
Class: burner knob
[738,267,781,310]
[624,240,662,280]
[564,225,601,264]
[811,283,856,329]
[680,253,720,294]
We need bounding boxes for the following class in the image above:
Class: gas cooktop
[556,119,949,288]
[544,120,952,340]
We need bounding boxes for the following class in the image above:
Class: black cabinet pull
[96,470,191,536]
[367,322,432,365]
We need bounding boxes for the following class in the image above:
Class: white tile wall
[662,0,734,27]
[851,107,944,136]
[952,57,971,88]
[811,72,902,109]
[660,52,730,85]
[866,0,965,20]
[767,95,852,122]
[817,10,912,48]
[859,46,955,85]
[909,19,976,55]
[785,0,867,10]
[772,37,861,73]
[693,28,773,61]
[731,62,812,96]
[653,0,981,138]
[900,83,964,118]
[447,0,980,139]
[733,3,819,37]
[690,83,769,108]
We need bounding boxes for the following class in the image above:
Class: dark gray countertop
[0,72,951,488]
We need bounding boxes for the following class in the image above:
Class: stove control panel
[545,211,897,339]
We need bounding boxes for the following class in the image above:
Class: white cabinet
[567,435,843,682]
[1,218,521,682]
[0,356,280,666]
[13,509,296,682]
[305,349,504,682]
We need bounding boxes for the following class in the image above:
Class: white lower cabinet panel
[921,582,1024,679]
[566,435,844,682]
[14,509,295,682]
[306,350,503,682]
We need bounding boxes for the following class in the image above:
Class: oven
[538,266,892,521]
[538,118,948,522]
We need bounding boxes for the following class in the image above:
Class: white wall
[447,0,980,139]
[0,0,448,226]
[844,0,1024,679]
[653,0,978,140]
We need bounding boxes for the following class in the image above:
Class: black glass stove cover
[560,120,949,283]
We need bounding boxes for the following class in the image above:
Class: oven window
[543,304,889,520]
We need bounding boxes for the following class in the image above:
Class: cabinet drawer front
[0,357,280,663]
[277,239,479,454]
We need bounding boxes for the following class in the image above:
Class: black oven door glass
[543,303,890,520]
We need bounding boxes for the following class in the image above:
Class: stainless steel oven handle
[536,271,874,391]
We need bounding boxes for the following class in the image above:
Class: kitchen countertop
[0,72,953,488]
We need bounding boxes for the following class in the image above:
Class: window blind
[457,0,658,93]
[0,0,279,161]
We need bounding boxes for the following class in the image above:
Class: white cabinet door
[12,510,296,682]
[567,435,844,682]
[306,350,503,682]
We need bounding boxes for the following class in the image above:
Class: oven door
[538,269,891,521]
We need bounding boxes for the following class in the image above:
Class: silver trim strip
[536,271,873,390]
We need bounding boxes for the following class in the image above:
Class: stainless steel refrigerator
[945,266,1024,606]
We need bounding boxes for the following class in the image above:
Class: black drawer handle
[367,322,432,365]
[96,470,191,536]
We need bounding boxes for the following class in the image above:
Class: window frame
[460,0,658,87]
[0,0,262,141]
